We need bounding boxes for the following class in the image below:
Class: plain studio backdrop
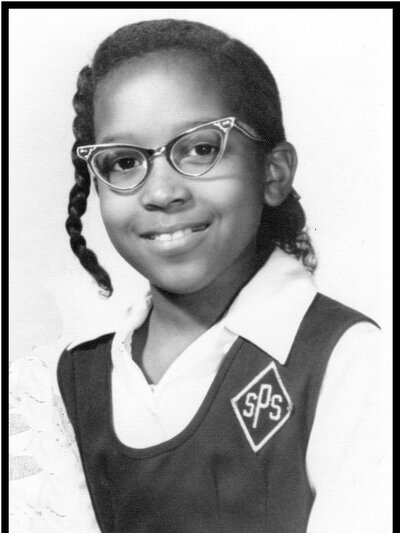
[9,8,392,363]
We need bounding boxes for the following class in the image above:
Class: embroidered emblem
[231,362,293,452]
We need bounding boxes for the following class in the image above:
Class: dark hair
[67,19,317,296]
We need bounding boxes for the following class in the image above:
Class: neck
[149,243,266,335]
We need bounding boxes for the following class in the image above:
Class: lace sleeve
[10,356,100,532]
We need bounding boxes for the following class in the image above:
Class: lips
[140,223,210,241]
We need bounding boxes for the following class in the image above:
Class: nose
[139,154,192,212]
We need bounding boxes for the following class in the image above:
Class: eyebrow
[96,117,222,145]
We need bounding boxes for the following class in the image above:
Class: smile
[142,224,209,241]
[140,223,211,255]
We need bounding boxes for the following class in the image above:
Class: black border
[2,8,10,532]
[1,1,398,8]
[3,3,393,532]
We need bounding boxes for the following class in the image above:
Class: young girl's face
[94,56,267,295]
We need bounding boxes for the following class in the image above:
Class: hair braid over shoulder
[66,66,113,296]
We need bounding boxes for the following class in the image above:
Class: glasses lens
[92,147,147,189]
[171,129,223,176]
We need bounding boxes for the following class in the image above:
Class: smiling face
[93,56,267,294]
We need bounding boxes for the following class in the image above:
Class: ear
[263,142,297,207]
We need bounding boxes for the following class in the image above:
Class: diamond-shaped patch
[231,362,293,452]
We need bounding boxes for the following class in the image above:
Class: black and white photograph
[9,6,392,532]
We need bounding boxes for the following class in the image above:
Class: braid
[66,66,113,296]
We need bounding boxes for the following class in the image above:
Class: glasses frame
[76,116,267,192]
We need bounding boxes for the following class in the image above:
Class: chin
[148,267,219,296]
[152,278,210,296]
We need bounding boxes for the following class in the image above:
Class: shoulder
[293,293,379,364]
[58,331,114,366]
[314,293,381,349]
[59,332,115,365]
[334,320,381,349]
[322,293,381,356]
[305,293,380,353]
[65,331,116,353]
[312,293,379,328]
[58,332,115,399]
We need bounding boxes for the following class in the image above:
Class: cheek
[97,189,134,237]
[209,173,265,233]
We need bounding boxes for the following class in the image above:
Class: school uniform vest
[58,294,376,533]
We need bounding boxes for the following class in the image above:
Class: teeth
[146,225,208,241]
[157,233,172,242]
[172,230,185,239]
[153,229,190,241]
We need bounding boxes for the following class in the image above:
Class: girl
[12,18,385,532]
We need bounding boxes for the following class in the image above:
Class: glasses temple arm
[233,121,300,200]
[233,120,267,142]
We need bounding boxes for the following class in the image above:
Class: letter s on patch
[242,392,257,418]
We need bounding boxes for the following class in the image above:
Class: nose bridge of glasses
[149,145,167,162]
[140,143,192,205]
[145,144,183,181]
[146,145,172,175]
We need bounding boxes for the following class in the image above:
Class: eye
[111,156,141,172]
[188,143,218,157]
[93,148,147,185]
[97,150,145,174]
[170,129,223,173]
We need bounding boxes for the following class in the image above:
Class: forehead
[93,55,229,145]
